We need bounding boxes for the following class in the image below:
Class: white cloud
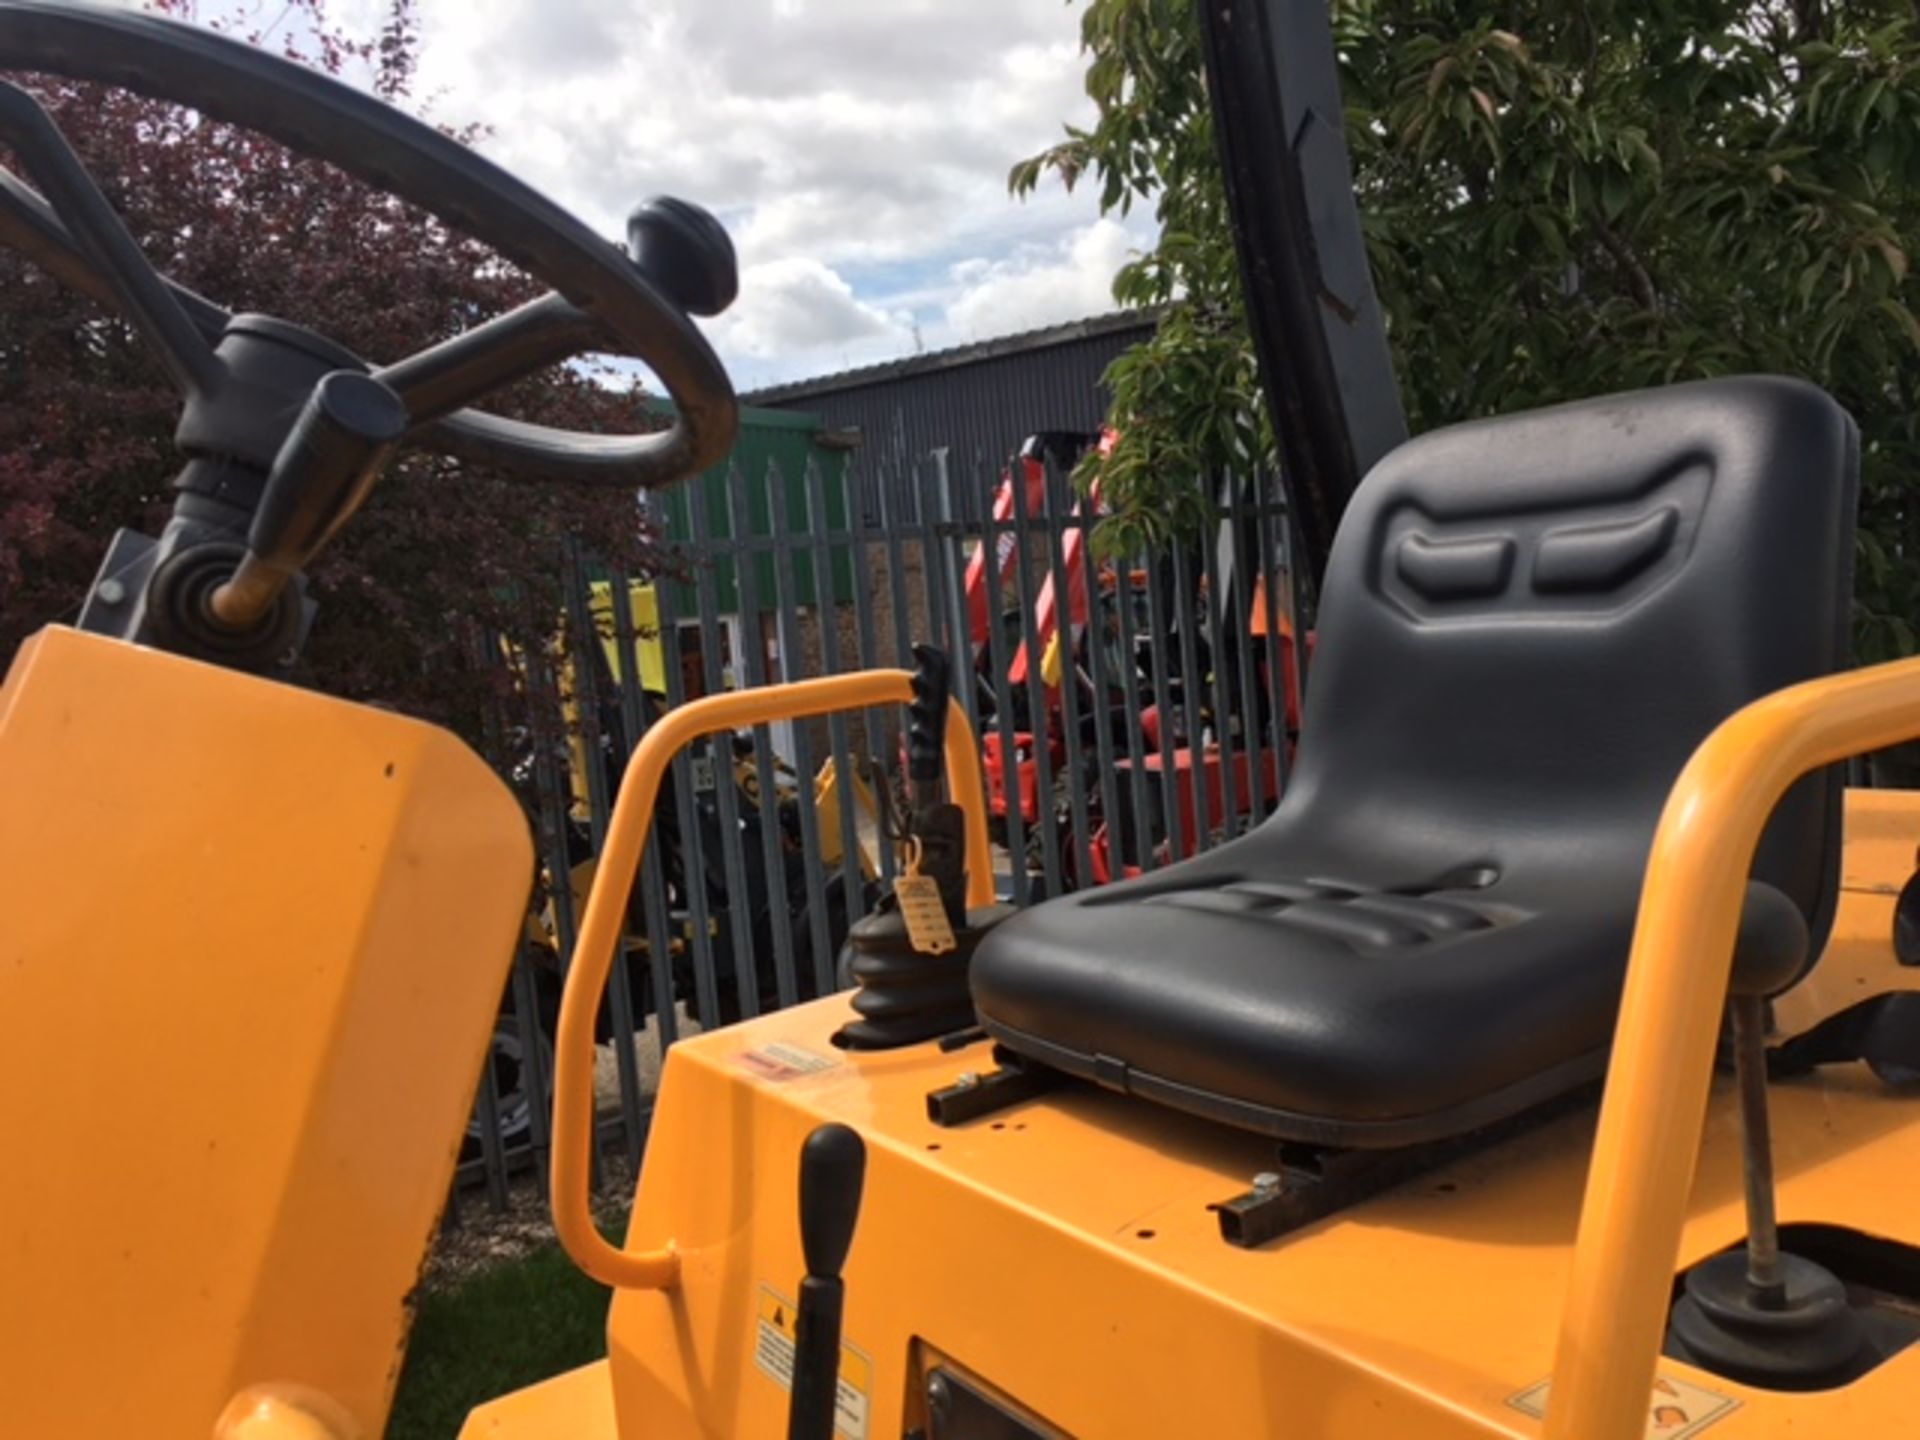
[709,256,907,360]
[367,0,1130,383]
[153,0,1150,387]
[380,2,1097,252]
[939,218,1138,342]
[706,217,1150,393]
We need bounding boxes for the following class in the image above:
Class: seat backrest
[1288,376,1857,955]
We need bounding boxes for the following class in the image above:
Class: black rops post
[1194,0,1409,589]
[788,1123,867,1440]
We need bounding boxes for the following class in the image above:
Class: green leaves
[1008,0,1236,546]
[1877,296,1920,350]
[1024,0,1920,656]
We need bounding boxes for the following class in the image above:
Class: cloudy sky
[309,0,1152,392]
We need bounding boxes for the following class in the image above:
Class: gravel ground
[593,1006,702,1107]
[427,1008,701,1293]
[424,1175,608,1292]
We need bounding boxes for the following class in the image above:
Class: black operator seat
[970,378,1858,1147]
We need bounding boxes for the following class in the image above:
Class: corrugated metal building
[743,309,1157,525]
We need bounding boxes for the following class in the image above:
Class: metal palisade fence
[453,445,1303,1211]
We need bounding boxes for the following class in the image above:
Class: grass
[386,1242,612,1440]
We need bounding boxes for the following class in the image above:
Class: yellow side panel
[604,1013,1517,1440]
[0,627,533,1437]
[459,1361,619,1438]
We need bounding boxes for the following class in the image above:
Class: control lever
[905,642,951,808]
[1665,882,1875,1388]
[788,1124,866,1440]
[209,371,408,630]
[836,646,1015,1050]
[905,642,966,926]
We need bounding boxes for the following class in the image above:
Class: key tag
[894,835,957,956]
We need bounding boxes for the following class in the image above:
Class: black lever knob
[627,196,738,318]
[209,370,407,629]
[798,1122,866,1278]
[1729,881,1810,999]
[907,643,953,797]
[789,1124,865,1440]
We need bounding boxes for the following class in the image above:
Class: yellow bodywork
[480,793,1920,1439]
[9,623,1918,1439]
[0,627,533,1438]
[464,664,1920,1440]
[459,1361,620,1438]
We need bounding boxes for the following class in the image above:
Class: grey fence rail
[451,447,1302,1212]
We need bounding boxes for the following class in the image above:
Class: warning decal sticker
[1508,1372,1739,1438]
[753,1285,873,1440]
[736,1041,839,1082]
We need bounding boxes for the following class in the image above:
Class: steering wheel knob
[627,196,738,318]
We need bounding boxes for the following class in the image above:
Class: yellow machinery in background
[576,577,885,882]
[586,578,671,700]
[536,575,886,964]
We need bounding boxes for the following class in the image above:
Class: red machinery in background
[960,430,1308,888]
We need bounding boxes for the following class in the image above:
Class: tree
[1022,0,1920,660]
[0,0,666,750]
[1012,0,1265,559]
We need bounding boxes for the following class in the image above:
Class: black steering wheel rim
[0,0,738,488]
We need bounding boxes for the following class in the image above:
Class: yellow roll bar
[552,671,994,1290]
[1546,655,1920,1440]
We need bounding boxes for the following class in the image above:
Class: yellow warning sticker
[1508,1373,1739,1437]
[736,1042,839,1082]
[753,1285,873,1440]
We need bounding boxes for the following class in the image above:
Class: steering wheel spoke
[0,165,232,340]
[374,290,603,427]
[0,80,220,395]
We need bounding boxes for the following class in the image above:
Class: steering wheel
[0,0,739,660]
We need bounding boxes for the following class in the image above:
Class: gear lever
[1665,882,1875,1389]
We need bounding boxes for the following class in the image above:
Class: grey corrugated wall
[744,312,1156,526]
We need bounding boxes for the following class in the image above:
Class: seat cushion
[974,851,1628,1146]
